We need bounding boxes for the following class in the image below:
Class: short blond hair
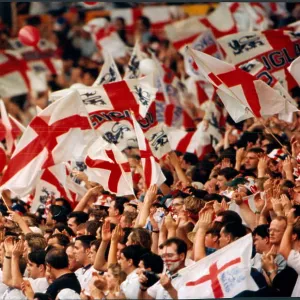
[184,196,204,215]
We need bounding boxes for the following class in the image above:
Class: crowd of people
[0,1,300,300]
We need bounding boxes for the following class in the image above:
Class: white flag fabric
[131,113,165,188]
[83,18,127,59]
[85,137,134,196]
[0,90,95,196]
[187,47,298,123]
[288,56,300,86]
[93,52,122,86]
[178,234,258,299]
[124,41,147,79]
[31,163,86,212]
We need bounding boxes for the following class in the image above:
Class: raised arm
[11,240,25,289]
[74,186,103,212]
[279,208,298,260]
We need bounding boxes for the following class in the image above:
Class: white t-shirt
[26,277,49,293]
[0,269,9,298]
[1,288,25,300]
[287,250,300,297]
[120,269,140,299]
[75,265,95,295]
[147,270,186,300]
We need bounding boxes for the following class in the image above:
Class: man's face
[66,246,80,272]
[216,175,227,191]
[74,240,88,265]
[117,243,125,261]
[219,228,231,248]
[172,198,184,215]
[27,260,41,279]
[108,201,118,218]
[205,233,218,248]
[253,234,269,254]
[118,253,131,274]
[67,217,78,233]
[269,219,286,245]
[161,243,184,273]
[244,152,259,171]
[88,245,97,265]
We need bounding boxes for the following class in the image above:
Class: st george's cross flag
[131,112,165,188]
[85,136,134,196]
[83,18,127,59]
[178,234,258,299]
[50,75,157,119]
[0,100,25,155]
[0,90,95,196]
[187,47,298,123]
[0,51,31,98]
[8,38,63,76]
[167,124,212,160]
[93,51,122,86]
[217,29,300,92]
[31,163,87,212]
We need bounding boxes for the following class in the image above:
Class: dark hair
[113,197,129,215]
[217,210,243,225]
[130,228,152,250]
[121,245,148,268]
[55,198,72,214]
[82,68,98,80]
[49,233,70,247]
[183,152,198,166]
[204,193,223,203]
[120,228,132,245]
[218,168,239,181]
[140,252,164,274]
[222,222,247,240]
[160,238,187,258]
[49,205,68,223]
[28,250,46,266]
[90,239,101,251]
[138,16,151,30]
[68,211,89,225]
[162,168,174,187]
[247,147,264,155]
[53,223,75,237]
[75,235,96,249]
[86,221,101,236]
[253,224,269,239]
[45,248,69,269]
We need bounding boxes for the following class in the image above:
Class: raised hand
[101,219,112,242]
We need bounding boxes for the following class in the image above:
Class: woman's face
[105,268,117,290]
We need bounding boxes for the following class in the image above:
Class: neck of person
[82,258,91,269]
[126,266,136,276]
[53,268,72,280]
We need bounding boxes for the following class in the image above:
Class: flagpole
[1,191,11,212]
[187,46,295,159]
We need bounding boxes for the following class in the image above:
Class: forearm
[194,230,206,261]
[238,203,257,231]
[138,289,152,300]
[285,171,295,183]
[235,160,242,172]
[137,201,152,228]
[165,285,178,300]
[93,241,109,271]
[3,256,13,286]
[107,241,118,266]
[11,256,23,289]
[279,224,293,260]
[74,192,92,211]
[17,218,32,235]
[151,232,159,254]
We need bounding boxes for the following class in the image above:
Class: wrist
[140,286,147,292]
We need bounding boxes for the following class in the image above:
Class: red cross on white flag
[131,112,165,188]
[85,137,134,196]
[0,90,95,196]
[178,234,258,298]
[187,47,298,123]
